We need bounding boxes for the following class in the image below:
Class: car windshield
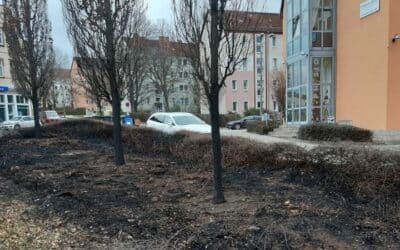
[46,111,59,118]
[173,115,205,126]
[10,117,22,121]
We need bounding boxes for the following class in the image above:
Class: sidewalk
[220,129,317,150]
[220,129,400,153]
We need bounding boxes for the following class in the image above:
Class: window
[178,59,182,65]
[242,58,248,70]
[0,95,3,103]
[272,36,276,47]
[257,89,261,96]
[179,72,183,78]
[256,46,262,53]
[146,97,150,104]
[7,95,13,103]
[273,101,277,111]
[312,0,334,48]
[150,115,163,123]
[256,35,263,43]
[244,101,249,111]
[232,80,237,90]
[243,80,248,91]
[273,58,278,69]
[257,102,261,108]
[184,85,188,91]
[16,96,25,104]
[257,58,262,65]
[232,101,238,112]
[273,80,277,86]
[0,59,4,77]
[185,98,189,105]
[0,29,4,46]
[179,85,184,91]
[257,67,262,74]
[183,59,187,65]
[156,97,161,102]
[184,72,188,78]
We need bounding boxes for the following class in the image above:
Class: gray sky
[49,0,282,68]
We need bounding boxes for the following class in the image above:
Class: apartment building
[281,0,400,130]
[138,37,200,113]
[200,11,283,115]
[70,37,199,115]
[0,5,32,122]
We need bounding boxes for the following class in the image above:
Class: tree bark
[209,0,225,204]
[111,89,125,166]
[209,95,224,203]
[31,91,41,139]
[163,93,170,112]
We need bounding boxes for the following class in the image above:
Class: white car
[0,116,35,130]
[146,112,211,134]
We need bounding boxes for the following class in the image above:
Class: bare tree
[148,21,179,111]
[63,0,144,165]
[4,0,55,138]
[126,11,151,113]
[173,0,254,203]
[272,70,286,120]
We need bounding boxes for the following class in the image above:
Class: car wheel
[234,124,241,130]
[14,124,21,130]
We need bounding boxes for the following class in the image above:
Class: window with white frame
[232,101,238,112]
[272,36,276,47]
[273,58,278,69]
[0,59,4,77]
[244,101,248,111]
[242,58,248,70]
[232,80,237,90]
[0,29,4,46]
[243,80,248,91]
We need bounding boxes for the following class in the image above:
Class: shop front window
[0,105,4,122]
[17,105,28,116]
[312,57,334,122]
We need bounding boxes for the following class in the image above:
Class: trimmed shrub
[298,123,373,142]
[198,113,242,127]
[244,108,264,117]
[247,121,274,135]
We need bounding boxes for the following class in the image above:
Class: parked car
[40,110,61,124]
[0,116,35,130]
[146,112,211,134]
[226,115,262,130]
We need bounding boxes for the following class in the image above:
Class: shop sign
[0,86,9,92]
[360,0,380,19]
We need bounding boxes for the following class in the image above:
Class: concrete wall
[336,0,391,129]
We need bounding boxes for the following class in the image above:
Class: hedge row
[247,121,275,135]
[9,120,400,205]
[298,123,373,142]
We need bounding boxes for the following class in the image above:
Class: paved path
[220,129,317,150]
[220,129,400,153]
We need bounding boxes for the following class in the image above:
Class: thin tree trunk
[209,0,225,204]
[209,96,224,203]
[111,89,125,166]
[32,92,41,138]
[163,93,170,112]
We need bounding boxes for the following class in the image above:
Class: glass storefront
[0,93,31,121]
[286,0,336,124]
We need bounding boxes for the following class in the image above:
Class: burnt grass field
[0,122,400,249]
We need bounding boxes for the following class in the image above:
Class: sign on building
[0,86,9,92]
[360,0,380,19]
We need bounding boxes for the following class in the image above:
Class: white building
[0,5,32,122]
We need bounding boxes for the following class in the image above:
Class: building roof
[225,11,282,34]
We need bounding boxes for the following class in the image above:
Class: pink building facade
[201,12,283,116]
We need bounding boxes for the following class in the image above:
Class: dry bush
[246,121,274,135]
[298,123,373,142]
[198,113,242,127]
[9,119,400,206]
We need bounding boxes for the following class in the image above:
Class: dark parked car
[226,115,262,130]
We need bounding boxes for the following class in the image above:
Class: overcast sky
[49,0,282,68]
